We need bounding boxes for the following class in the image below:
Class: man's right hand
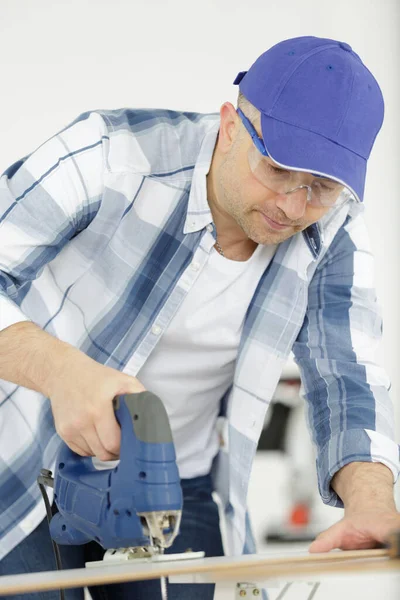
[46,347,145,461]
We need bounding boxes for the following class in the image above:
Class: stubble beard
[223,187,299,246]
[218,153,304,246]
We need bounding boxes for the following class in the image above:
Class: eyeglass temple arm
[237,108,269,156]
[238,108,331,179]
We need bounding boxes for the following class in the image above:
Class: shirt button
[206,224,213,233]
[151,325,162,335]
[191,262,200,271]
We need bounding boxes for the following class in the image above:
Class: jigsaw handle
[110,392,181,513]
[114,391,174,447]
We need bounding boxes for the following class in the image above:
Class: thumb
[309,523,343,553]
[119,375,146,395]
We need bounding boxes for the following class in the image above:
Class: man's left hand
[309,509,400,553]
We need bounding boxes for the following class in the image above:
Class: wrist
[42,339,88,398]
[344,497,396,516]
[332,461,396,514]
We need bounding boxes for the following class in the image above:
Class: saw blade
[160,575,168,600]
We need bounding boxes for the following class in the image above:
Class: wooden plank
[0,552,399,596]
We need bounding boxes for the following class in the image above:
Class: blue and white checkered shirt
[0,108,399,559]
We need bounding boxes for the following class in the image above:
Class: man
[0,35,399,599]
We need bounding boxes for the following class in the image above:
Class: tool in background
[259,370,336,545]
[38,391,185,600]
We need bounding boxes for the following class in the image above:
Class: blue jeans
[0,474,224,600]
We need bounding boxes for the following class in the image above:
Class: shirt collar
[183,118,220,235]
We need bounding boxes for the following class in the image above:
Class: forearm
[331,461,396,514]
[0,321,81,396]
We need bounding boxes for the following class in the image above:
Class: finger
[63,434,93,457]
[309,524,343,553]
[118,376,146,395]
[81,426,116,461]
[95,403,121,459]
[67,439,92,457]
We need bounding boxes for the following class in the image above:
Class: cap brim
[260,114,366,202]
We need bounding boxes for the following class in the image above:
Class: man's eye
[315,180,337,191]
[269,165,288,175]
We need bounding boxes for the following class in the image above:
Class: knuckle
[56,415,91,440]
[56,422,75,440]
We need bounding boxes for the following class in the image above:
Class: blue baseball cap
[233,36,384,202]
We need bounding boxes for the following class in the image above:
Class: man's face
[210,103,339,246]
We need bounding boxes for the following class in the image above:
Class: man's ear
[217,102,241,154]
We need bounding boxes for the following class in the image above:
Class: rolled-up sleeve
[0,111,109,331]
[293,213,400,507]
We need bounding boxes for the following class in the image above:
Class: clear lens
[248,145,347,208]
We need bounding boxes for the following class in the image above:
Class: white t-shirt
[135,243,276,478]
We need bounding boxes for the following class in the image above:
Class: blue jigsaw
[48,391,182,552]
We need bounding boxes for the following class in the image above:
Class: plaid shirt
[0,108,399,559]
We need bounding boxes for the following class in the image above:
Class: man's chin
[237,213,299,246]
[251,227,297,246]
[244,211,298,245]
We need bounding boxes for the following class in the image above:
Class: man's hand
[309,509,400,553]
[309,461,399,553]
[0,321,146,462]
[46,344,146,461]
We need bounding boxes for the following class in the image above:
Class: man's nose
[274,187,309,220]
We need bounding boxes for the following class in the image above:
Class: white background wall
[1,0,399,511]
